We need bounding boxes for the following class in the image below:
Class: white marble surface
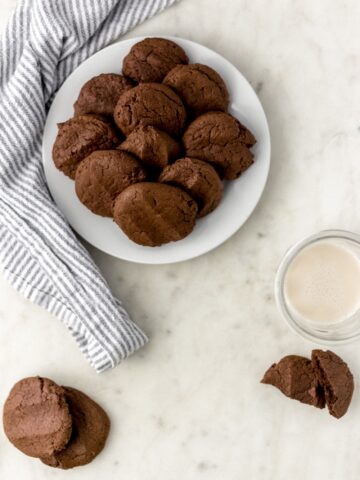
[1,1,360,479]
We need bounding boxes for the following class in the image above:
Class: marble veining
[1,1,360,479]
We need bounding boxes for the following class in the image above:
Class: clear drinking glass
[275,230,360,345]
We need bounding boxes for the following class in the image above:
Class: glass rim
[275,229,360,345]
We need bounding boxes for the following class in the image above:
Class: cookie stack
[3,377,110,469]
[52,37,257,247]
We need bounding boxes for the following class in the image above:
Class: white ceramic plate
[43,36,271,264]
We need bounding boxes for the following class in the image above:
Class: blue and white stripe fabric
[0,0,175,372]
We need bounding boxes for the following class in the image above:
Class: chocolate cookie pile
[3,377,110,469]
[52,37,257,247]
[261,350,354,419]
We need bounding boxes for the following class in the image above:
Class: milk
[284,240,360,325]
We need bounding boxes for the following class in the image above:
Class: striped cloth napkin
[0,0,176,372]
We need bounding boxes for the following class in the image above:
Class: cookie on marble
[120,125,180,169]
[183,111,256,180]
[3,377,72,458]
[53,115,119,179]
[159,157,223,217]
[261,355,325,408]
[74,73,133,117]
[113,182,197,246]
[75,150,146,217]
[113,83,186,137]
[41,387,110,469]
[123,37,188,83]
[312,350,354,419]
[163,63,229,116]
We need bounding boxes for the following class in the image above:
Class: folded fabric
[0,0,176,372]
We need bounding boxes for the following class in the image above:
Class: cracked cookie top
[75,150,146,217]
[120,124,180,169]
[163,63,229,116]
[123,37,189,83]
[183,111,256,179]
[52,115,120,179]
[114,83,187,137]
[159,157,223,218]
[73,73,133,117]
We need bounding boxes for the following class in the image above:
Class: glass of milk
[275,230,360,344]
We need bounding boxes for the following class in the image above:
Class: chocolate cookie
[312,350,354,419]
[183,111,256,180]
[159,157,223,217]
[114,183,197,246]
[75,150,146,217]
[120,125,180,169]
[53,115,119,179]
[123,37,188,83]
[163,63,229,116]
[41,387,110,469]
[261,355,325,408]
[3,377,72,458]
[74,73,133,117]
[113,83,186,137]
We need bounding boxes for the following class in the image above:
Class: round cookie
[53,115,119,179]
[74,73,133,117]
[41,387,110,469]
[3,377,72,458]
[120,125,181,169]
[123,37,188,83]
[113,183,198,246]
[75,150,147,217]
[312,350,354,419]
[163,63,229,116]
[183,111,256,180]
[159,157,223,218]
[113,83,186,137]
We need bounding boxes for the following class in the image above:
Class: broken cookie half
[261,355,325,409]
[261,350,354,419]
[311,350,354,419]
